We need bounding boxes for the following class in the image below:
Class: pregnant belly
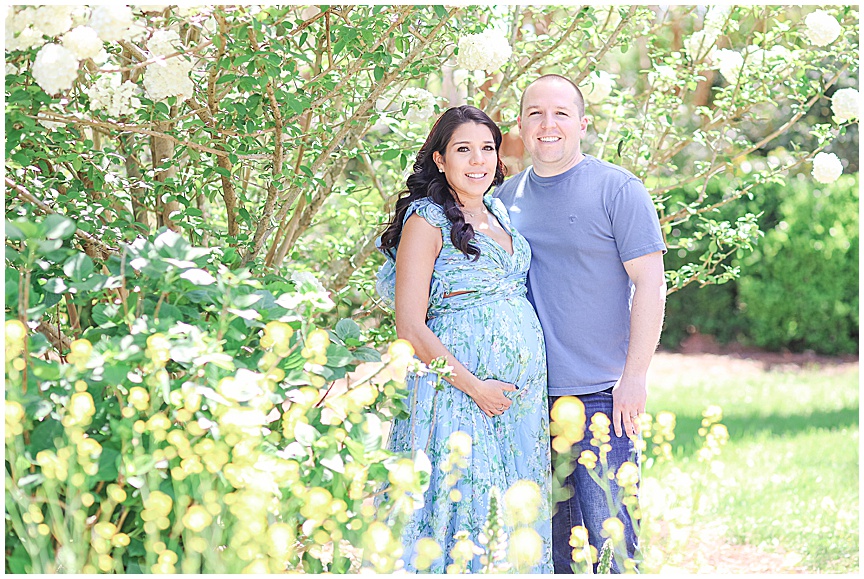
[428,297,546,387]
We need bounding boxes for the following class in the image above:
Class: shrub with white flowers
[400,87,437,124]
[88,5,137,42]
[581,70,615,105]
[33,5,74,38]
[712,48,744,85]
[62,26,103,60]
[85,75,141,117]
[703,6,733,32]
[804,9,841,47]
[143,29,194,102]
[456,28,512,73]
[31,43,80,95]
[684,29,718,62]
[811,152,844,184]
[831,88,859,123]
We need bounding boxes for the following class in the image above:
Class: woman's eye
[456,146,469,152]
[483,146,495,151]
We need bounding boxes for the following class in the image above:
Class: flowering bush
[811,151,844,184]
[456,27,513,72]
[4,215,428,573]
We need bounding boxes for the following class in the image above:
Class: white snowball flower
[684,29,719,62]
[88,5,136,42]
[401,87,437,124]
[804,10,842,46]
[811,152,843,184]
[62,26,103,60]
[85,75,141,117]
[703,6,732,33]
[456,28,512,73]
[831,88,859,123]
[143,29,194,102]
[31,43,79,94]
[712,48,744,85]
[143,58,194,102]
[33,5,74,37]
[580,70,615,105]
[5,6,34,36]
[6,26,46,52]
[176,6,210,18]
[147,29,182,57]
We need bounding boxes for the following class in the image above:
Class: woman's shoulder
[486,194,512,228]
[404,197,449,228]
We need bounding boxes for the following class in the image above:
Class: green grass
[644,358,859,573]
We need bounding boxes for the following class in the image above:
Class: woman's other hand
[468,379,517,418]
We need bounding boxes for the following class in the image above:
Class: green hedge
[662,174,858,356]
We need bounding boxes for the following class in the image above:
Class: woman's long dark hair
[379,105,507,260]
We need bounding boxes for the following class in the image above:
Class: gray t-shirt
[494,154,666,396]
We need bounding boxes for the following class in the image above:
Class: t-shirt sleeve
[609,178,667,262]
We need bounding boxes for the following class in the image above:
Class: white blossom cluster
[684,6,733,62]
[831,88,859,123]
[648,64,678,91]
[62,26,103,60]
[376,87,437,125]
[456,28,512,73]
[804,10,842,46]
[712,48,744,85]
[811,152,843,184]
[143,30,194,102]
[400,87,438,124]
[31,44,80,95]
[7,5,144,96]
[581,70,615,105]
[88,5,141,43]
[85,75,142,117]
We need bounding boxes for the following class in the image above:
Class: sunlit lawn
[643,354,859,573]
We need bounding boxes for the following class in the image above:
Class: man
[494,74,667,573]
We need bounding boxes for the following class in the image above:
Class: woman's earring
[438,168,444,173]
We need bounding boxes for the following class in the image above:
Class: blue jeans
[550,389,640,574]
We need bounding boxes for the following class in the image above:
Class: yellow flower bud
[93,522,117,540]
[503,480,543,526]
[128,387,150,411]
[509,527,543,569]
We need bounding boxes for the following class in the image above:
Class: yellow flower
[302,328,330,358]
[93,522,117,540]
[5,400,25,439]
[569,525,589,548]
[261,321,294,356]
[5,319,27,358]
[144,491,173,517]
[363,521,393,554]
[388,458,417,489]
[66,338,93,370]
[300,487,332,521]
[66,392,96,426]
[146,333,171,367]
[601,517,625,542]
[550,396,587,444]
[616,461,639,489]
[702,405,723,424]
[504,480,543,526]
[414,537,443,571]
[577,449,598,470]
[182,505,212,533]
[447,431,473,457]
[509,527,543,569]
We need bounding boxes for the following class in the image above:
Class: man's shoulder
[492,168,529,200]
[586,155,642,185]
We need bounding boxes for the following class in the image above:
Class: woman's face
[433,122,498,202]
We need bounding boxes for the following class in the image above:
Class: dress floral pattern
[376,195,552,573]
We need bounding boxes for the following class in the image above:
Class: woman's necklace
[461,206,488,218]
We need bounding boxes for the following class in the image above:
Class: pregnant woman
[376,105,551,573]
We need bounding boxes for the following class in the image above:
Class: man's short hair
[520,74,585,118]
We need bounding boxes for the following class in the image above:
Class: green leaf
[325,344,353,368]
[334,318,361,342]
[353,347,382,362]
[29,418,63,454]
[42,278,68,294]
[43,214,76,240]
[96,447,120,482]
[63,253,94,281]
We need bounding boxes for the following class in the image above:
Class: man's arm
[613,250,666,438]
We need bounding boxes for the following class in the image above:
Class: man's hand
[612,375,647,438]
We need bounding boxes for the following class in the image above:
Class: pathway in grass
[643,351,859,574]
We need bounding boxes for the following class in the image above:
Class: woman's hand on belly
[465,378,517,418]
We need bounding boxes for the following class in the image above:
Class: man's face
[517,78,589,177]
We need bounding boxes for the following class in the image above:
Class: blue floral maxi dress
[376,195,552,573]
